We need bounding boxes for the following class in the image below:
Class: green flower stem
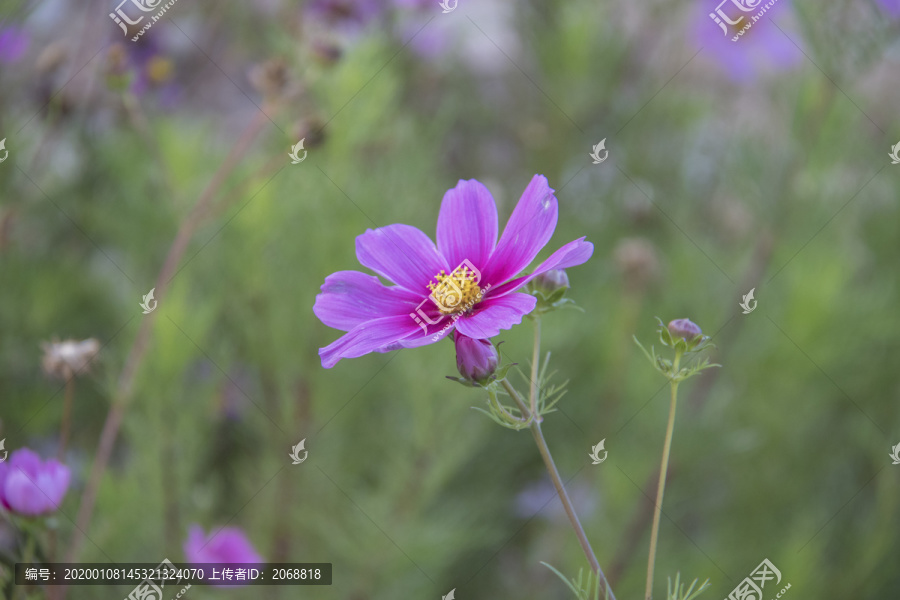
[489,386,529,426]
[19,524,36,600]
[645,350,682,600]
[500,379,616,600]
[500,378,530,416]
[530,317,541,418]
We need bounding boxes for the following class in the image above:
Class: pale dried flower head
[614,237,660,293]
[41,338,100,379]
[248,58,289,99]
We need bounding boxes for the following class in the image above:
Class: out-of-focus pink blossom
[0,448,71,516]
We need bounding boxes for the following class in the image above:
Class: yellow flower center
[148,57,173,84]
[427,265,483,315]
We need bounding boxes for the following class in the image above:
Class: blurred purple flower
[392,0,451,59]
[0,448,71,516]
[399,19,451,59]
[876,0,900,17]
[313,175,594,368]
[122,37,180,107]
[184,524,264,564]
[0,27,29,64]
[693,0,803,83]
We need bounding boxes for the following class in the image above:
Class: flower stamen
[427,265,483,315]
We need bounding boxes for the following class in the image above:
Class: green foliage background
[1,0,898,598]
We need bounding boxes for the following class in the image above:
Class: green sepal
[528,287,583,317]
[445,375,478,388]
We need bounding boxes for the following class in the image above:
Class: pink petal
[184,525,263,566]
[4,469,50,515]
[393,313,459,347]
[184,524,208,562]
[454,293,537,339]
[480,175,558,286]
[9,448,41,477]
[313,271,422,331]
[0,467,8,510]
[490,237,594,297]
[355,224,449,293]
[319,314,431,368]
[35,460,70,508]
[208,528,264,563]
[436,179,499,272]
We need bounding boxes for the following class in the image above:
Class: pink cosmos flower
[314,175,593,368]
[184,524,264,564]
[0,448,71,516]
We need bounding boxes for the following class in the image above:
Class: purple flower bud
[667,318,702,342]
[533,269,569,294]
[454,333,499,385]
[0,448,71,516]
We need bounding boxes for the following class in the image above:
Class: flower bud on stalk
[532,269,569,295]
[635,317,719,383]
[454,333,499,386]
[667,318,702,343]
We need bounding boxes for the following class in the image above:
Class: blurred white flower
[41,338,100,379]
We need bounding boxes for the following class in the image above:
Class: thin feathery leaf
[540,562,583,598]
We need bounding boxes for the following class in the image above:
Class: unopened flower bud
[532,269,569,295]
[454,333,499,385]
[667,318,702,343]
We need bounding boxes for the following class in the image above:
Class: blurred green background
[1,0,899,598]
